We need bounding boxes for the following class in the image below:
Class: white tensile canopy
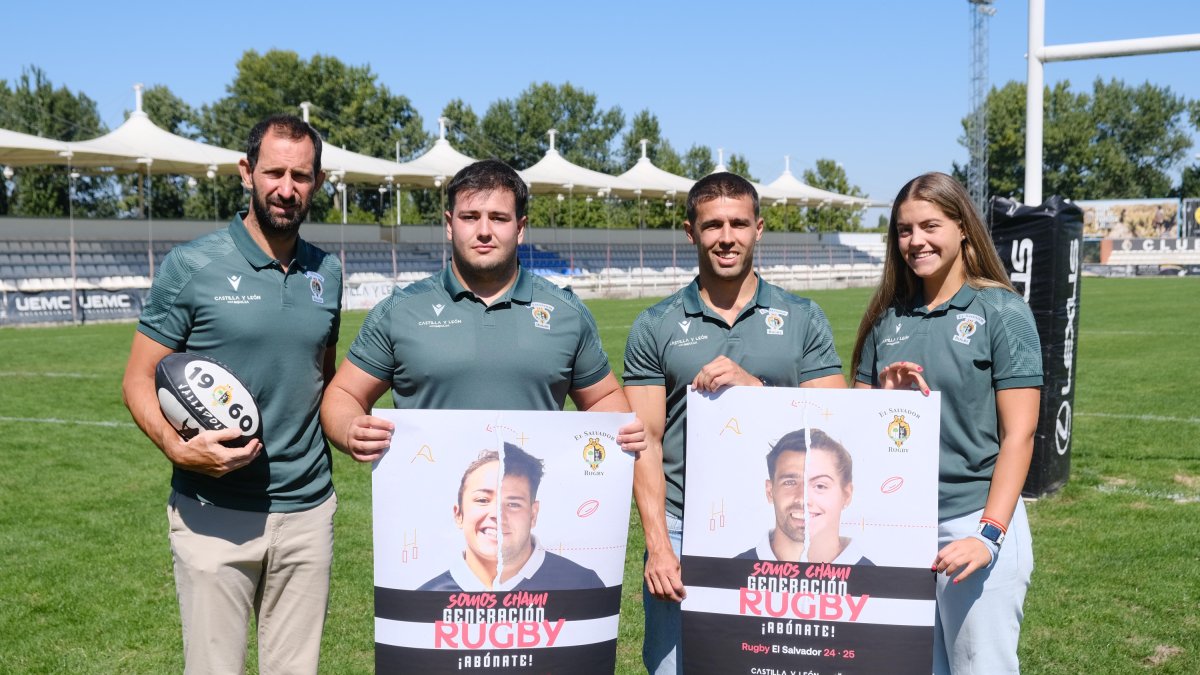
[319,143,408,184]
[617,139,695,200]
[389,118,477,188]
[519,129,637,197]
[0,128,73,166]
[67,86,243,176]
[766,157,885,208]
[710,149,791,203]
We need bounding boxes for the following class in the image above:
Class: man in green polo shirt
[320,159,643,463]
[623,172,845,674]
[122,115,340,674]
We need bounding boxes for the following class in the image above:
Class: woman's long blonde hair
[851,172,1015,376]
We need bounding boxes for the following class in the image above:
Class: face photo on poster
[372,409,635,591]
[683,388,940,569]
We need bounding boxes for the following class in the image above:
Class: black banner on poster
[989,196,1083,498]
[1,288,146,326]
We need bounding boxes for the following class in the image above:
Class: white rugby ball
[155,352,262,447]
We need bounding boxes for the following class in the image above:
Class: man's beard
[250,184,310,236]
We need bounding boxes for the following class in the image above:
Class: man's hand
[164,427,262,477]
[691,355,761,392]
[645,545,686,603]
[343,414,395,463]
[617,417,647,453]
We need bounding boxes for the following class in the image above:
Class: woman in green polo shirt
[852,172,1042,675]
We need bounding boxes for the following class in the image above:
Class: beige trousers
[167,490,336,675]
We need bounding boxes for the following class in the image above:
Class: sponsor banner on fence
[371,408,635,674]
[681,388,940,675]
[1,288,146,325]
[1110,236,1200,255]
[346,280,398,310]
[1077,198,1180,239]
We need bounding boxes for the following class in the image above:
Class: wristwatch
[976,520,1006,547]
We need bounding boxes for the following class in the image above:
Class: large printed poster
[682,388,940,675]
[372,409,635,674]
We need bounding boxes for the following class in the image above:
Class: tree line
[0,52,869,232]
[5,52,1198,232]
[955,79,1200,202]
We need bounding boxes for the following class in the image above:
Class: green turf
[1,278,1197,673]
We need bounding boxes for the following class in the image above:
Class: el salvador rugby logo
[304,271,325,304]
[953,313,985,345]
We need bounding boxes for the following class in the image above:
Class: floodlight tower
[968,0,995,218]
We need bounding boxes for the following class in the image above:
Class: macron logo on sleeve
[227,275,242,291]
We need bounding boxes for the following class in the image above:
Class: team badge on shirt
[304,271,325,304]
[953,313,985,345]
[761,307,788,335]
[531,302,554,330]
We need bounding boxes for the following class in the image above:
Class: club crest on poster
[681,388,941,674]
[371,409,635,674]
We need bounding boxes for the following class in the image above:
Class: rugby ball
[155,352,262,447]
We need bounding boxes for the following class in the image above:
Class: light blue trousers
[933,500,1034,674]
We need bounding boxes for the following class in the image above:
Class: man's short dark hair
[765,428,851,484]
[446,159,529,220]
[245,115,323,175]
[686,171,760,224]
[456,443,546,507]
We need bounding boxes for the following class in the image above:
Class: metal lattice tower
[968,0,995,218]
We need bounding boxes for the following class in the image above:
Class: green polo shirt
[348,266,610,410]
[623,276,843,520]
[855,283,1042,520]
[138,213,342,513]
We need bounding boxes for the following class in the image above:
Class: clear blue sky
[5,0,1199,216]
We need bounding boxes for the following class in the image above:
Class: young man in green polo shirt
[623,172,846,674]
[320,159,643,462]
[122,115,341,674]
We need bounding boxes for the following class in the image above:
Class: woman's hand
[932,536,993,584]
[878,361,930,396]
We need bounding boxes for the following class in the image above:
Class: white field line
[0,416,135,429]
[1075,412,1200,425]
[0,371,102,378]
[1095,484,1200,504]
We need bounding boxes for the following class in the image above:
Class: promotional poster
[681,388,940,675]
[371,409,635,674]
[1077,198,1179,239]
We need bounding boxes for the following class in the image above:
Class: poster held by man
[371,408,635,674]
[681,388,940,674]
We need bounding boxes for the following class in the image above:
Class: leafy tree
[725,153,756,182]
[797,159,866,232]
[957,79,1194,201]
[682,145,715,179]
[439,99,487,159]
[477,82,624,173]
[199,50,430,221]
[0,67,117,217]
[618,109,685,175]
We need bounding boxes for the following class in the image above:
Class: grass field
[1,278,1197,673]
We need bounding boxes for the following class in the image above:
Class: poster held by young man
[681,388,940,675]
[371,408,635,674]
